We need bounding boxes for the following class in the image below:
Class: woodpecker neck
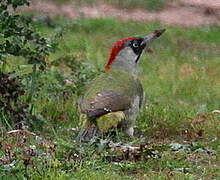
[109,47,139,76]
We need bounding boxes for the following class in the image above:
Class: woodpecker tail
[77,124,99,142]
[76,114,98,142]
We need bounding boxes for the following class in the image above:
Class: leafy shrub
[0,0,59,68]
[0,72,29,128]
[0,0,61,128]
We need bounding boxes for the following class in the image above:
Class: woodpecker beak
[141,29,166,46]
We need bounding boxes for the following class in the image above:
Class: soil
[25,0,220,27]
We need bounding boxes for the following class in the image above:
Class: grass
[0,16,220,179]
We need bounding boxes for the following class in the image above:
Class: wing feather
[81,90,131,119]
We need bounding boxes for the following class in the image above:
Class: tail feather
[77,124,99,142]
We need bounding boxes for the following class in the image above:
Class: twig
[7,130,37,136]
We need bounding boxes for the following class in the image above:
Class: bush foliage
[0,0,61,128]
[0,0,58,68]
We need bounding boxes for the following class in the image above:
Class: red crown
[105,37,138,71]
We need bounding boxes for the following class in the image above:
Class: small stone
[97,93,102,97]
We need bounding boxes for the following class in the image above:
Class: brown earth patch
[23,0,220,27]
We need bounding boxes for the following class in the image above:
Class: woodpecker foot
[124,126,134,137]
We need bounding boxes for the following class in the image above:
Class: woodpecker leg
[121,117,135,137]
[122,95,140,137]
[77,114,99,142]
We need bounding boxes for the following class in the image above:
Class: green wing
[79,69,143,119]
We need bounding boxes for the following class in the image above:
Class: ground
[24,0,220,27]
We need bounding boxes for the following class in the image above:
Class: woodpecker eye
[132,42,138,48]
[129,38,145,57]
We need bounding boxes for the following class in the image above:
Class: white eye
[133,42,138,48]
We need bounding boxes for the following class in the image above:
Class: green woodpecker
[77,29,165,141]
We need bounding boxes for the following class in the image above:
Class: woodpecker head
[105,29,166,75]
